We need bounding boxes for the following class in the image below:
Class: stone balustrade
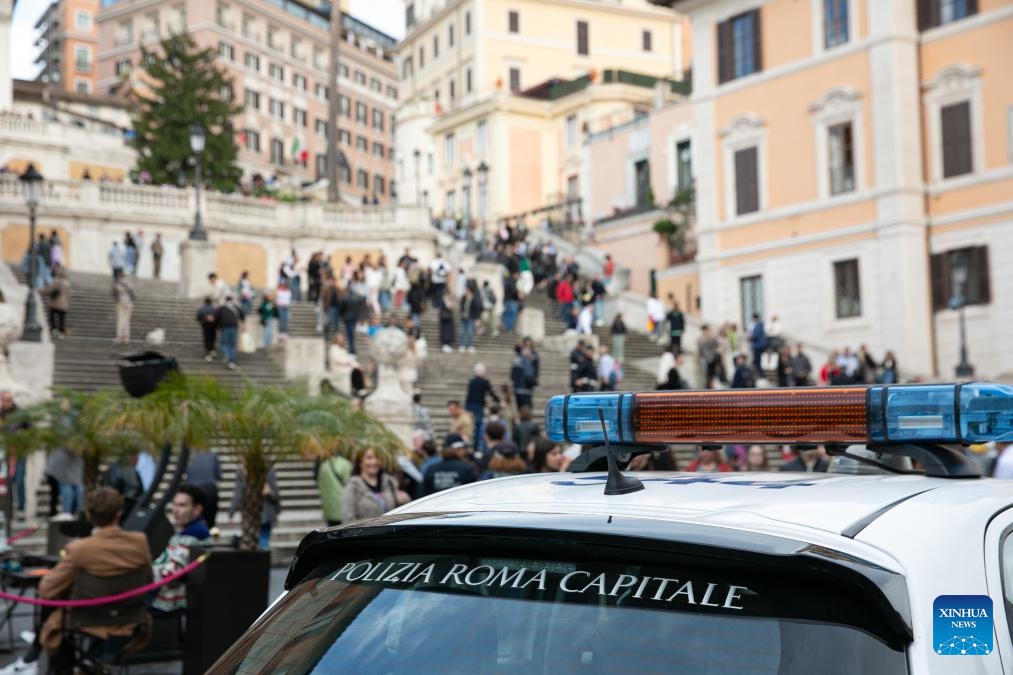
[0,176,437,286]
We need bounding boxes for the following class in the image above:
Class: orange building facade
[33,0,101,94]
[643,0,1013,379]
[92,0,398,201]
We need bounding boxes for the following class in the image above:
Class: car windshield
[214,551,908,674]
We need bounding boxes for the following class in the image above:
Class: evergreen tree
[131,33,243,191]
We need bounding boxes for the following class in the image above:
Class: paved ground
[0,567,290,673]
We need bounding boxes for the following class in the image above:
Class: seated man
[40,488,152,668]
[152,484,212,613]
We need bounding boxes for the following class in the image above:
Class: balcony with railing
[518,69,691,103]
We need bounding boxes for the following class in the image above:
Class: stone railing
[321,203,397,227]
[0,114,47,137]
[0,179,432,237]
[0,178,437,284]
[206,192,278,221]
[99,182,190,210]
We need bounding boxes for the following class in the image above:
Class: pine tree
[131,33,243,191]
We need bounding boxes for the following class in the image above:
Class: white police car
[211,384,1013,674]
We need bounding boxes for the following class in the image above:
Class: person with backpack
[459,280,483,353]
[215,295,245,370]
[44,268,71,339]
[318,453,353,527]
[102,454,144,522]
[510,344,537,409]
[196,296,218,361]
[732,352,757,389]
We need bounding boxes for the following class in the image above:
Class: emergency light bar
[544,383,1013,446]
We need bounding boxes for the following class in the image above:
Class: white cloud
[10,0,49,79]
[348,0,405,40]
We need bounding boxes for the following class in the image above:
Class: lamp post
[413,149,421,206]
[188,125,207,241]
[477,161,488,249]
[19,164,44,342]
[462,166,473,226]
[951,259,974,378]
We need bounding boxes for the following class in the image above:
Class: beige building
[639,0,1013,379]
[32,0,101,94]
[585,98,696,300]
[94,0,399,201]
[396,0,689,221]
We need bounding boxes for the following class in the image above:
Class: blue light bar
[545,383,1013,446]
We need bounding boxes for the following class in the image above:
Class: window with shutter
[964,246,990,305]
[931,245,990,311]
[508,10,519,33]
[918,0,977,30]
[643,30,652,52]
[577,21,589,56]
[941,101,973,178]
[734,147,759,215]
[828,122,855,194]
[833,259,861,318]
[717,20,733,84]
[930,252,950,312]
[716,10,761,84]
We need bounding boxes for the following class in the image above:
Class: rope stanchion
[0,552,210,608]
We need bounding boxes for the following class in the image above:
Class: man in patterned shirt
[152,485,212,613]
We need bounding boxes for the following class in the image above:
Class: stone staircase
[12,268,327,563]
[414,283,662,444]
[36,270,318,392]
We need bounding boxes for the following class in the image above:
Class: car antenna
[598,409,644,496]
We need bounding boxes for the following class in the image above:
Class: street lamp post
[476,161,488,250]
[462,166,473,226]
[188,125,207,241]
[19,164,44,342]
[951,260,974,378]
[413,149,421,206]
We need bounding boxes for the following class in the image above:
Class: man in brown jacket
[39,488,152,661]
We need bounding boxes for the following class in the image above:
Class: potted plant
[652,186,696,263]
[5,388,141,490]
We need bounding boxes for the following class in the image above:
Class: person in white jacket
[364,260,383,318]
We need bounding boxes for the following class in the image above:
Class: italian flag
[291,137,309,165]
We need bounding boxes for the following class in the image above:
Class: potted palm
[223,386,404,550]
[5,388,142,491]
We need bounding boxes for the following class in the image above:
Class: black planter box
[118,352,179,398]
[183,547,271,675]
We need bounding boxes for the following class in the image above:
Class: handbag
[239,331,256,353]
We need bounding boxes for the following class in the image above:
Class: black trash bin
[118,351,179,398]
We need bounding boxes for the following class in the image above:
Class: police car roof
[398,472,1012,567]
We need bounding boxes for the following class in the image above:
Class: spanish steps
[11,260,680,563]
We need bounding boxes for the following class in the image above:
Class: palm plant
[221,386,404,550]
[10,374,406,552]
[111,373,229,453]
[4,388,142,489]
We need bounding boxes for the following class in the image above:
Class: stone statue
[364,328,412,446]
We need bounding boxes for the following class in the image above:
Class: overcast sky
[9,0,405,79]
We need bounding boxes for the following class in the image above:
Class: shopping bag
[239,331,256,353]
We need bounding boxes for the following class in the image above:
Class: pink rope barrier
[6,524,41,545]
[0,553,209,608]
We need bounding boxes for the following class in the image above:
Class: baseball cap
[444,433,469,449]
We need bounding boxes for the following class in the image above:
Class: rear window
[214,552,907,674]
